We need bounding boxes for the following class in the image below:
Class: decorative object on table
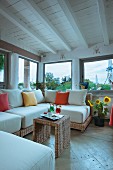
[40,113,64,120]
[49,103,54,112]
[88,96,111,127]
[56,105,62,114]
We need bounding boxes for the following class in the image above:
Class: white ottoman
[0,112,21,133]
[0,131,55,170]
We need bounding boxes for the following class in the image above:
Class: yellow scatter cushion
[22,92,37,107]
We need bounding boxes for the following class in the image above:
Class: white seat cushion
[60,105,90,123]
[38,103,90,123]
[0,131,55,170]
[0,112,21,133]
[38,103,50,108]
[6,106,48,128]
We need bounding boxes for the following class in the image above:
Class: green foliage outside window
[45,72,71,91]
[84,79,111,90]
[0,55,4,71]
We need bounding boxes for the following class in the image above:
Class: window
[18,58,24,86]
[18,57,38,89]
[80,57,113,90]
[30,61,37,89]
[44,61,72,91]
[0,54,5,82]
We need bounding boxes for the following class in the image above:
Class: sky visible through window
[19,58,24,83]
[0,55,4,82]
[18,58,37,83]
[84,59,113,84]
[30,62,37,83]
[45,62,71,82]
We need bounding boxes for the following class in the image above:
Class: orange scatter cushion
[0,93,10,111]
[55,92,69,105]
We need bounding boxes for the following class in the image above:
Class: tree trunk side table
[33,115,70,158]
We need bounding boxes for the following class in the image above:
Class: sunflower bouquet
[88,96,111,118]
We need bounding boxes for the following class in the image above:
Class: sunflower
[104,96,111,103]
[95,99,100,104]
[88,100,93,107]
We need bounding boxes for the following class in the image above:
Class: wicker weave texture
[13,130,20,136]
[33,115,70,158]
[70,115,92,132]
[20,125,33,137]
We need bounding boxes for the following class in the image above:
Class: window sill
[89,90,113,97]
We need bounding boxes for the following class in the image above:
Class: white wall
[41,43,113,62]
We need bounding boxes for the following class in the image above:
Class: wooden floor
[25,122,113,170]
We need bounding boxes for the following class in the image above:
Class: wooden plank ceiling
[0,0,112,56]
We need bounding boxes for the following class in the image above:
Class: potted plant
[88,96,111,127]
[36,81,46,93]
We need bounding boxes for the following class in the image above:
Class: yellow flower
[104,96,111,103]
[95,99,100,104]
[88,100,93,107]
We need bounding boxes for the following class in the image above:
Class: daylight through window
[44,61,72,91]
[84,59,113,90]
[0,54,5,82]
[18,57,37,89]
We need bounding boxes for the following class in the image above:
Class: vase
[94,116,104,127]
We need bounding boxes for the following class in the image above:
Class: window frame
[80,54,113,90]
[18,56,39,86]
[44,60,72,90]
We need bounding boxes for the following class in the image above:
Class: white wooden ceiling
[0,0,113,55]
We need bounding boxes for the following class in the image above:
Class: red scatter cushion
[109,105,113,126]
[55,92,69,105]
[0,93,10,112]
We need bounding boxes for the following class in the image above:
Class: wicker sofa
[38,90,93,132]
[0,89,92,136]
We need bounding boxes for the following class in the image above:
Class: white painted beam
[97,0,109,45]
[22,0,71,51]
[58,0,88,48]
[0,4,56,54]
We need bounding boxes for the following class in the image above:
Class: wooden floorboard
[25,123,113,170]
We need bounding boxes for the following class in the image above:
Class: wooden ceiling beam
[97,0,109,45]
[58,0,88,48]
[0,40,41,62]
[22,0,71,51]
[0,4,56,54]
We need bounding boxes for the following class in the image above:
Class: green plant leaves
[0,55,4,71]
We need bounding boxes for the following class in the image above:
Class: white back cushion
[1,89,23,108]
[68,90,87,106]
[45,90,57,103]
[33,90,45,103]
